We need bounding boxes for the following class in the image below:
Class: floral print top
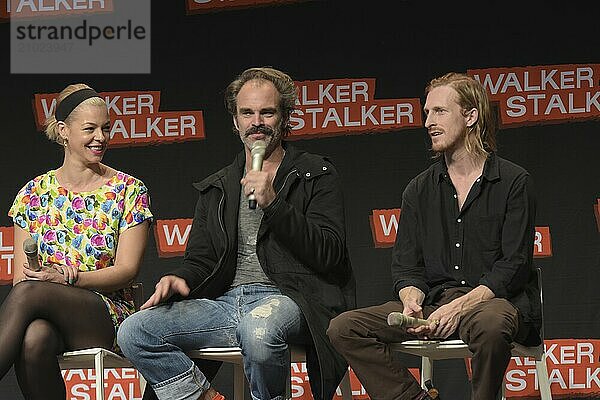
[8,169,153,352]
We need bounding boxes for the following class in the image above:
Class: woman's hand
[52,264,80,285]
[21,264,80,286]
[22,265,63,284]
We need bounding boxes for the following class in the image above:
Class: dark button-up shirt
[392,152,541,325]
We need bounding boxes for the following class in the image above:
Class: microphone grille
[387,312,407,327]
[251,140,267,156]
[23,237,37,254]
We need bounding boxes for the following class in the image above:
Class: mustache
[244,125,274,137]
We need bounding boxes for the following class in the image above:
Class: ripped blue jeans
[117,284,308,400]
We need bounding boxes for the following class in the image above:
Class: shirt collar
[481,152,500,182]
[434,157,448,183]
[435,152,500,183]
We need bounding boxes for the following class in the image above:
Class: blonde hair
[44,83,107,144]
[426,72,497,158]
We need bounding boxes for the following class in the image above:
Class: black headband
[55,88,102,122]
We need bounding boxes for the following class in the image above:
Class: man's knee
[117,311,147,353]
[326,311,355,349]
[463,309,516,348]
[237,326,284,365]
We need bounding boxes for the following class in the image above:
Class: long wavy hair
[426,72,497,158]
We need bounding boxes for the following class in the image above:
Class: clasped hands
[21,262,79,286]
[403,298,462,340]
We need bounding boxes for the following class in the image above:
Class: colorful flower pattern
[8,170,153,352]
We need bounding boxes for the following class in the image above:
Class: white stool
[187,345,352,400]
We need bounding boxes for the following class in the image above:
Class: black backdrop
[1,1,599,399]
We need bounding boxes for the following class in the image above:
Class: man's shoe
[201,390,225,400]
[415,380,440,400]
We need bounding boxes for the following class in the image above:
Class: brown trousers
[327,287,530,400]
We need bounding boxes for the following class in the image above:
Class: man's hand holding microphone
[241,140,277,209]
[390,286,441,339]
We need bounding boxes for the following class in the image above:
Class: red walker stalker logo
[0,226,14,285]
[290,78,422,139]
[370,209,552,257]
[533,226,552,258]
[594,198,600,233]
[290,362,420,399]
[185,0,307,14]
[154,219,193,258]
[32,90,205,148]
[464,339,600,398]
[505,339,600,398]
[469,64,600,128]
[63,367,143,400]
[369,209,401,248]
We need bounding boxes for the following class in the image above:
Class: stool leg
[233,363,245,400]
[286,363,292,400]
[421,357,433,390]
[339,368,352,400]
[94,351,105,400]
[138,372,147,397]
[536,355,553,400]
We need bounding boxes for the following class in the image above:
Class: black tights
[0,280,114,400]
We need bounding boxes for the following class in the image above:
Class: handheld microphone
[387,312,432,328]
[248,140,266,209]
[23,237,41,272]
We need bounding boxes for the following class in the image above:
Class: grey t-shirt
[231,188,273,287]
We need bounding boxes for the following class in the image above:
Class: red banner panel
[533,226,552,258]
[594,199,600,233]
[290,78,422,139]
[369,209,552,257]
[369,208,401,248]
[185,0,306,14]
[468,64,600,128]
[63,368,143,400]
[505,339,600,398]
[32,90,205,148]
[154,219,193,258]
[0,226,14,285]
[290,363,419,399]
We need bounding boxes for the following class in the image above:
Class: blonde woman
[0,84,153,400]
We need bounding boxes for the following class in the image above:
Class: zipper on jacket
[215,188,228,268]
[276,169,298,196]
[271,167,329,397]
[191,186,227,296]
